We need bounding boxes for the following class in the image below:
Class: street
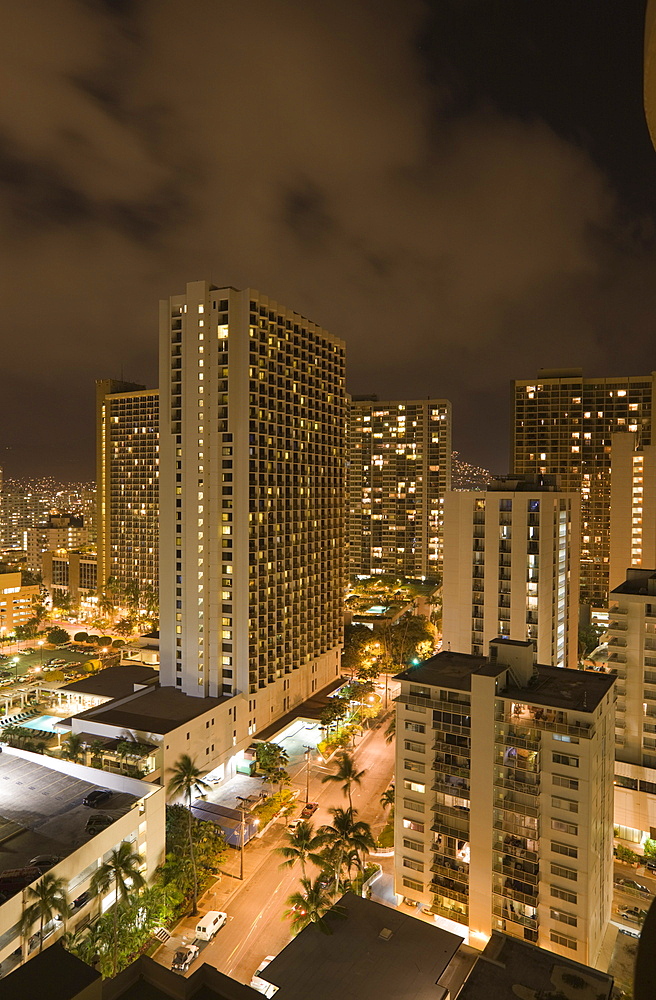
[156,709,396,984]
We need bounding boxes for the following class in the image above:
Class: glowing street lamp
[37,640,44,666]
[12,657,19,682]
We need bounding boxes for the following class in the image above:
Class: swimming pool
[19,714,68,734]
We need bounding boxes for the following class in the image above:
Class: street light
[12,657,19,682]
[37,640,44,667]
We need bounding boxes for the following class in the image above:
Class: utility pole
[303,746,312,804]
[236,795,248,880]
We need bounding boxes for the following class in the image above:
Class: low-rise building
[0,571,39,638]
[41,548,98,604]
[0,746,165,975]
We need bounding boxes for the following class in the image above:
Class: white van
[195,910,228,941]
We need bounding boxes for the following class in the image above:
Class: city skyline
[2,2,656,479]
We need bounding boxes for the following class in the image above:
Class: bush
[73,632,89,642]
[643,838,656,859]
[46,627,70,646]
[616,844,639,865]
[112,639,125,647]
[97,636,113,646]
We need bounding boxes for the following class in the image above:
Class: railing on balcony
[429,900,468,925]
[495,708,593,741]
[492,901,538,930]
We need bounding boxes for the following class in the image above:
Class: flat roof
[502,664,615,712]
[458,932,613,1000]
[78,685,229,735]
[256,676,345,741]
[612,569,656,596]
[61,665,158,698]
[397,651,614,711]
[263,893,463,1000]
[1,941,100,1000]
[395,650,490,692]
[0,749,140,888]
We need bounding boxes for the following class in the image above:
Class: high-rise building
[442,475,580,668]
[25,515,88,572]
[0,571,40,638]
[347,397,451,580]
[608,569,656,847]
[96,380,159,600]
[609,431,656,593]
[158,281,345,718]
[394,638,615,965]
[511,369,656,605]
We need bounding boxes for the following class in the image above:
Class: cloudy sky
[2,0,655,479]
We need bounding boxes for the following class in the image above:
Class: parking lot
[0,753,138,872]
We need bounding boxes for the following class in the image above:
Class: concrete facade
[158,282,345,736]
[442,476,580,668]
[394,639,615,966]
[512,369,656,605]
[347,397,451,579]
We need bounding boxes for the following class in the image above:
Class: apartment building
[512,369,656,605]
[608,569,656,845]
[347,397,451,580]
[158,281,345,729]
[25,515,88,573]
[95,380,159,599]
[442,476,579,668]
[394,638,615,965]
[609,431,656,593]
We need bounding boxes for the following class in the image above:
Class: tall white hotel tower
[159,282,345,727]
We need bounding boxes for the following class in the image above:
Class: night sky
[2,0,656,480]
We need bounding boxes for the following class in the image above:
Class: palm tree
[61,733,84,763]
[384,716,396,744]
[276,821,325,878]
[284,876,345,935]
[167,754,210,916]
[21,872,69,955]
[318,807,375,893]
[321,751,366,811]
[380,784,395,810]
[90,841,145,977]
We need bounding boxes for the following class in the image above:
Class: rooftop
[77,684,229,735]
[0,748,140,888]
[1,942,100,1000]
[263,893,463,1000]
[458,932,613,1000]
[611,568,656,597]
[397,648,614,712]
[61,665,159,699]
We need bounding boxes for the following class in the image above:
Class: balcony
[496,707,593,741]
[494,879,538,908]
[430,877,469,903]
[431,816,470,839]
[492,901,538,930]
[493,859,539,887]
[432,777,470,796]
[495,770,539,796]
[431,857,469,881]
[429,900,468,925]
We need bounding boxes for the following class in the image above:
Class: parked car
[287,819,302,834]
[195,910,227,940]
[618,905,648,923]
[171,943,200,973]
[615,877,650,894]
[301,802,318,819]
[645,859,656,873]
[72,890,91,909]
[83,789,113,808]
[250,956,277,997]
[29,855,62,871]
[85,813,113,834]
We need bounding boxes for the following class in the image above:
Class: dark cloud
[1,0,655,478]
